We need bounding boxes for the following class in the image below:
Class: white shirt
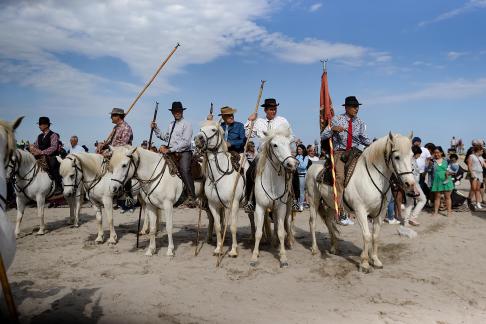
[244,116,293,139]
[415,147,431,173]
[308,156,320,162]
[70,145,84,153]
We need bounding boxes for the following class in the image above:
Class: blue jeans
[387,198,395,220]
[298,175,306,205]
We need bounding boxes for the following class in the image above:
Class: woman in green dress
[430,146,454,216]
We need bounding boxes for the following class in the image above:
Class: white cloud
[309,3,322,12]
[368,78,486,105]
[418,0,486,27]
[0,0,372,117]
[447,51,468,61]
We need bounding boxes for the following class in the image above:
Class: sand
[3,195,486,324]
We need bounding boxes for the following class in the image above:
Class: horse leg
[66,196,75,225]
[36,195,46,235]
[284,205,295,250]
[247,212,256,242]
[145,205,157,256]
[206,209,214,244]
[250,204,265,266]
[355,207,372,273]
[103,197,117,244]
[15,196,26,238]
[73,194,81,227]
[163,200,174,256]
[322,206,338,255]
[140,199,149,235]
[263,212,272,244]
[276,205,289,268]
[94,204,104,243]
[271,211,279,248]
[209,204,222,255]
[370,217,383,269]
[309,194,320,255]
[228,200,239,258]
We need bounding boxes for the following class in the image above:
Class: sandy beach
[2,190,486,324]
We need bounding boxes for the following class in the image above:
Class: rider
[29,116,63,195]
[208,106,246,153]
[321,96,372,225]
[97,108,133,157]
[151,101,197,208]
[243,98,295,211]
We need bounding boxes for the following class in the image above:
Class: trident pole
[216,80,266,267]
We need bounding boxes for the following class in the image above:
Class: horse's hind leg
[247,212,256,242]
[370,217,383,269]
[15,196,26,238]
[36,195,46,235]
[309,194,320,255]
[250,204,265,266]
[322,205,338,255]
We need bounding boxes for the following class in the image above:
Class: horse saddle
[36,156,50,173]
[164,153,204,181]
[317,148,362,188]
[229,151,243,174]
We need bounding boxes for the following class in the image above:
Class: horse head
[194,120,226,152]
[0,116,23,168]
[5,149,19,180]
[261,126,298,172]
[385,132,416,193]
[58,154,82,198]
[109,146,138,195]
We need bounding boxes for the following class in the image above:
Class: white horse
[0,117,23,270]
[250,126,298,268]
[109,146,184,256]
[306,133,415,272]
[58,152,120,244]
[194,120,246,257]
[7,149,57,237]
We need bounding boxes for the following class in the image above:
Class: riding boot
[179,152,197,208]
[244,159,257,213]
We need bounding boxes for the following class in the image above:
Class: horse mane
[0,120,17,164]
[363,133,411,164]
[16,148,36,165]
[73,152,105,177]
[256,125,291,176]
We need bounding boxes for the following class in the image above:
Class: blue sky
[1,0,485,151]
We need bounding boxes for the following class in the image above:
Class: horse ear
[408,131,413,140]
[12,116,24,131]
[56,156,63,164]
[126,147,137,157]
[108,145,114,151]
[388,131,394,141]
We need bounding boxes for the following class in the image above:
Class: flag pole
[320,60,340,222]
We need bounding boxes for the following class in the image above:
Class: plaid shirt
[109,121,133,146]
[34,130,59,156]
[321,113,371,150]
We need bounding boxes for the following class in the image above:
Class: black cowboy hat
[38,116,51,125]
[261,98,279,108]
[169,101,187,112]
[342,96,362,107]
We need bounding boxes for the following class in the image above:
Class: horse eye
[212,129,216,132]
[122,164,127,168]
[273,144,278,148]
[395,156,400,160]
[70,174,75,178]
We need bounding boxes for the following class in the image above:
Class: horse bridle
[6,150,44,201]
[110,151,140,187]
[260,139,298,204]
[62,155,83,197]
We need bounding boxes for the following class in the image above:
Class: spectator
[408,145,427,226]
[412,137,432,203]
[430,146,454,217]
[141,140,148,150]
[295,144,310,212]
[306,145,319,162]
[69,135,85,153]
[81,145,89,152]
[467,145,486,210]
[445,153,459,185]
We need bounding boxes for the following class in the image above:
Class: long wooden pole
[99,43,180,150]
[216,80,266,267]
[0,253,19,323]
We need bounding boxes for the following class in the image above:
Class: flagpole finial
[320,59,328,72]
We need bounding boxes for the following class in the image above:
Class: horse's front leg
[370,217,383,269]
[208,203,222,255]
[36,195,46,235]
[15,195,26,238]
[228,199,240,258]
[250,204,265,266]
[206,209,215,244]
[73,193,81,227]
[66,196,75,225]
[145,205,157,256]
[247,212,256,242]
[163,200,175,256]
[103,197,117,244]
[93,204,104,243]
[355,207,372,273]
[140,198,149,235]
[276,204,289,268]
[308,194,320,255]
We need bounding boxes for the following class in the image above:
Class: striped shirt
[109,121,133,147]
[321,113,371,150]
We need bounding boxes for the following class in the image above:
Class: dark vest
[37,130,59,156]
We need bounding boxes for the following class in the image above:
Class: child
[467,146,486,209]
[443,153,459,185]
[407,145,427,226]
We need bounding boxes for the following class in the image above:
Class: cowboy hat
[261,98,279,108]
[218,106,237,116]
[109,108,126,115]
[342,96,362,107]
[38,116,51,125]
[169,101,187,112]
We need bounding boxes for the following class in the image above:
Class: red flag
[320,69,334,132]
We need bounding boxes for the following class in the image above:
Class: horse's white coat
[306,133,415,271]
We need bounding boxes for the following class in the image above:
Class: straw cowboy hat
[218,106,237,116]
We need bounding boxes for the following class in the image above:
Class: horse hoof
[73,224,79,228]
[359,265,372,273]
[249,261,258,267]
[95,237,103,244]
[36,230,45,236]
[145,250,154,256]
[311,247,318,255]
[229,252,238,258]
[166,250,174,257]
[280,261,289,268]
[107,238,117,245]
